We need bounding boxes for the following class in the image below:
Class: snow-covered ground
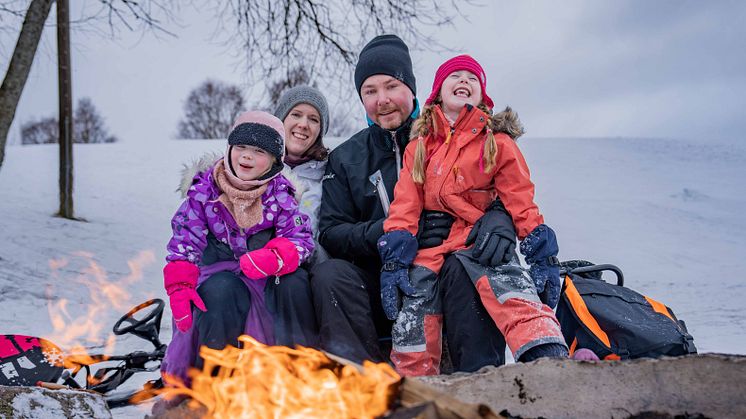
[1,136,744,417]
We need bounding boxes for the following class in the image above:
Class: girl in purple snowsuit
[161,111,316,383]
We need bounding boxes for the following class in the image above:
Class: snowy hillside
[1,136,744,417]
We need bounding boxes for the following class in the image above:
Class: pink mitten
[240,248,279,280]
[239,237,300,280]
[163,261,206,332]
[571,348,600,361]
[266,237,300,275]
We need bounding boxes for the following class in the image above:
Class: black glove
[465,199,517,266]
[417,210,455,249]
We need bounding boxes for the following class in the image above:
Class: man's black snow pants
[310,254,505,371]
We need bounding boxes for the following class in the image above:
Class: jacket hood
[279,166,306,201]
[490,106,525,140]
[178,151,305,200]
[178,151,222,198]
[410,105,525,141]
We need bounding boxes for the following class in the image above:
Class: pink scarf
[213,161,268,229]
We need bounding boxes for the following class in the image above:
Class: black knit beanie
[354,34,417,98]
[227,122,285,180]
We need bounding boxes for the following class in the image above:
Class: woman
[273,85,330,236]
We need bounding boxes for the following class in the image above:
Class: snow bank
[0,385,111,419]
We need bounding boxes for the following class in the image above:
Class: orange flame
[45,250,155,370]
[161,336,400,418]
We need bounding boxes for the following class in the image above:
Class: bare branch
[0,2,25,18]
[176,79,246,139]
[210,0,482,109]
[66,0,180,39]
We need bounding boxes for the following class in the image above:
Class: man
[311,35,517,371]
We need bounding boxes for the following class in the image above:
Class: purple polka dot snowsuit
[161,161,314,381]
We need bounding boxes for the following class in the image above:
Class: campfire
[160,335,399,418]
[31,253,497,417]
[158,336,499,419]
[46,251,154,352]
[45,251,156,386]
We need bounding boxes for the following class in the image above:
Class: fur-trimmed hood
[410,105,525,141]
[490,106,525,140]
[177,151,306,200]
[178,151,222,198]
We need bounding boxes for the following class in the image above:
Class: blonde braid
[411,105,437,184]
[478,103,498,173]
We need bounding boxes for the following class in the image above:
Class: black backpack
[555,260,697,360]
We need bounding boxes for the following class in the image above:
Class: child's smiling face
[230,145,274,181]
[439,70,483,114]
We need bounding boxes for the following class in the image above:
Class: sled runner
[0,298,166,408]
[556,260,697,360]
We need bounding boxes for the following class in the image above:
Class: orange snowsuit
[383,104,566,376]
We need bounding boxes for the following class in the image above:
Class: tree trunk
[57,0,74,219]
[0,0,54,171]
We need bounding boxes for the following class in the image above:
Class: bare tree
[2,0,476,169]
[266,67,313,106]
[177,79,245,139]
[0,0,53,169]
[19,97,118,145]
[75,97,117,143]
[0,0,175,171]
[218,0,472,138]
[20,116,57,145]
[327,103,358,138]
[213,0,471,96]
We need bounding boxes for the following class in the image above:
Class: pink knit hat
[231,110,285,140]
[424,54,494,109]
[224,110,286,185]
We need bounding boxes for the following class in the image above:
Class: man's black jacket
[318,118,414,273]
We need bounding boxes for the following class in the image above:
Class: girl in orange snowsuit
[377,55,568,376]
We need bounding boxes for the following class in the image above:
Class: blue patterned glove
[380,267,417,320]
[378,230,418,320]
[520,224,561,308]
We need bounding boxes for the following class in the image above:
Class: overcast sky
[3,0,745,145]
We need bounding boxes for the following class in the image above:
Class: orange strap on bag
[563,275,612,349]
